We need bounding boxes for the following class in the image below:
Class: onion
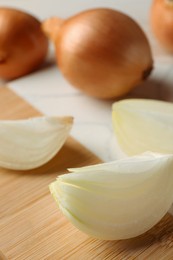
[112,99,173,156]
[150,0,173,52]
[0,116,73,170]
[0,7,48,80]
[42,8,153,99]
[50,152,173,240]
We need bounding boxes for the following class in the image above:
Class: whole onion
[43,8,153,99]
[150,0,173,53]
[0,7,48,80]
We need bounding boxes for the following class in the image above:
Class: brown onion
[0,7,48,80]
[43,8,153,99]
[150,0,173,53]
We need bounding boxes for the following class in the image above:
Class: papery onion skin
[150,0,173,52]
[43,8,153,99]
[0,7,48,80]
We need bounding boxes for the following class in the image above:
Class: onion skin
[151,0,173,52]
[43,8,153,99]
[0,7,48,80]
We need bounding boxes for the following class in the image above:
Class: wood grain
[0,87,173,260]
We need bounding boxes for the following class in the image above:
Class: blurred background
[0,0,171,61]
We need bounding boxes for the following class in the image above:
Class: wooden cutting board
[0,87,173,260]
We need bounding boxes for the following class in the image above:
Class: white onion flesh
[112,99,173,155]
[0,116,73,170]
[50,152,173,240]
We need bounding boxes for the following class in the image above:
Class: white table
[0,0,173,162]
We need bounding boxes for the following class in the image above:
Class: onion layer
[43,8,153,99]
[0,7,48,80]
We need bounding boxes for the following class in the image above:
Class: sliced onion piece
[112,99,173,155]
[50,152,173,240]
[0,116,73,170]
